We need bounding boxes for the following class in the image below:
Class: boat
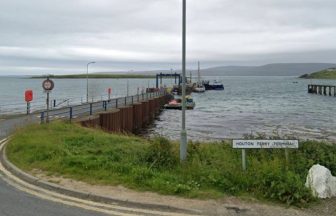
[193,61,206,93]
[203,80,224,90]
[164,95,195,110]
[194,84,206,93]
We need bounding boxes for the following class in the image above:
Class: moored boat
[193,84,206,93]
[164,95,195,110]
[193,61,206,93]
[203,80,224,90]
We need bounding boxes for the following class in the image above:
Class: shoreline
[30,74,156,79]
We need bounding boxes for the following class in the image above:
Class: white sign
[233,140,298,149]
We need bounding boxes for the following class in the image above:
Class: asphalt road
[0,176,106,216]
[0,92,163,215]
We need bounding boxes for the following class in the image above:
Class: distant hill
[299,68,336,79]
[200,63,336,76]
[97,63,336,77]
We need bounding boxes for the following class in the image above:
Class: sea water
[0,76,335,141]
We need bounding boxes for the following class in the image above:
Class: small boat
[203,80,224,90]
[193,84,206,93]
[193,62,206,93]
[164,95,195,110]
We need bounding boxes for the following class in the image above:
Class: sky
[0,0,336,75]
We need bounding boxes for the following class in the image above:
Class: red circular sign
[42,79,54,91]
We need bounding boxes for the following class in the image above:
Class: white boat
[194,84,205,93]
[193,61,206,93]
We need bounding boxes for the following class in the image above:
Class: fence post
[53,99,56,108]
[69,107,73,122]
[40,112,45,124]
[90,103,93,115]
[125,97,127,105]
[104,101,107,111]
[116,99,118,108]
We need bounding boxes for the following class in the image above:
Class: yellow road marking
[0,141,199,216]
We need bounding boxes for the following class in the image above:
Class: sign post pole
[46,92,50,123]
[26,102,30,115]
[242,149,246,171]
[285,148,289,170]
[42,77,54,124]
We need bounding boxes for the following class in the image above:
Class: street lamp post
[86,61,96,103]
[180,0,187,161]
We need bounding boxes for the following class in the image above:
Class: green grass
[300,69,336,79]
[7,122,336,206]
[31,74,155,79]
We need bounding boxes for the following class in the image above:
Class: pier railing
[308,84,336,96]
[40,91,165,123]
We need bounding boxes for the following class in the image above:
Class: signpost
[24,90,33,114]
[42,77,54,123]
[108,88,112,100]
[233,140,299,171]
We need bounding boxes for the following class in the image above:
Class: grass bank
[31,74,155,79]
[300,68,336,79]
[7,122,336,206]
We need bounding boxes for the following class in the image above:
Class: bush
[144,137,178,169]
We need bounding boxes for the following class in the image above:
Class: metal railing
[40,91,165,123]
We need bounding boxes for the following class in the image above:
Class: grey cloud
[0,0,335,75]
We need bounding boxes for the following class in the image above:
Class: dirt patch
[30,169,335,216]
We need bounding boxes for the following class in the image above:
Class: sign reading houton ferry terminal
[233,140,299,149]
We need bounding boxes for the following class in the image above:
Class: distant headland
[31,74,156,79]
[299,68,336,79]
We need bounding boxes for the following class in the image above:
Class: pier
[308,84,336,96]
[79,94,169,133]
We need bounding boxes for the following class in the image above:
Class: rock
[305,164,336,198]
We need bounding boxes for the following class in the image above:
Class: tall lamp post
[86,61,96,103]
[180,0,187,161]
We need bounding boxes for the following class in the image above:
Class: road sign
[42,78,54,91]
[25,90,33,102]
[42,77,54,123]
[233,139,299,171]
[233,140,299,149]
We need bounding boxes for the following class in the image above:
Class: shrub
[144,137,178,169]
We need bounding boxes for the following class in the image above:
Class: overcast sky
[1,0,336,75]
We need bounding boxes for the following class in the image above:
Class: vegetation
[7,122,336,206]
[31,74,155,79]
[300,68,336,79]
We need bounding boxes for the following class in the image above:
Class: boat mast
[197,61,201,84]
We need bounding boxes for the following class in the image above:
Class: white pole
[180,0,187,161]
[86,61,96,103]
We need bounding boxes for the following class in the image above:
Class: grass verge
[7,122,336,206]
